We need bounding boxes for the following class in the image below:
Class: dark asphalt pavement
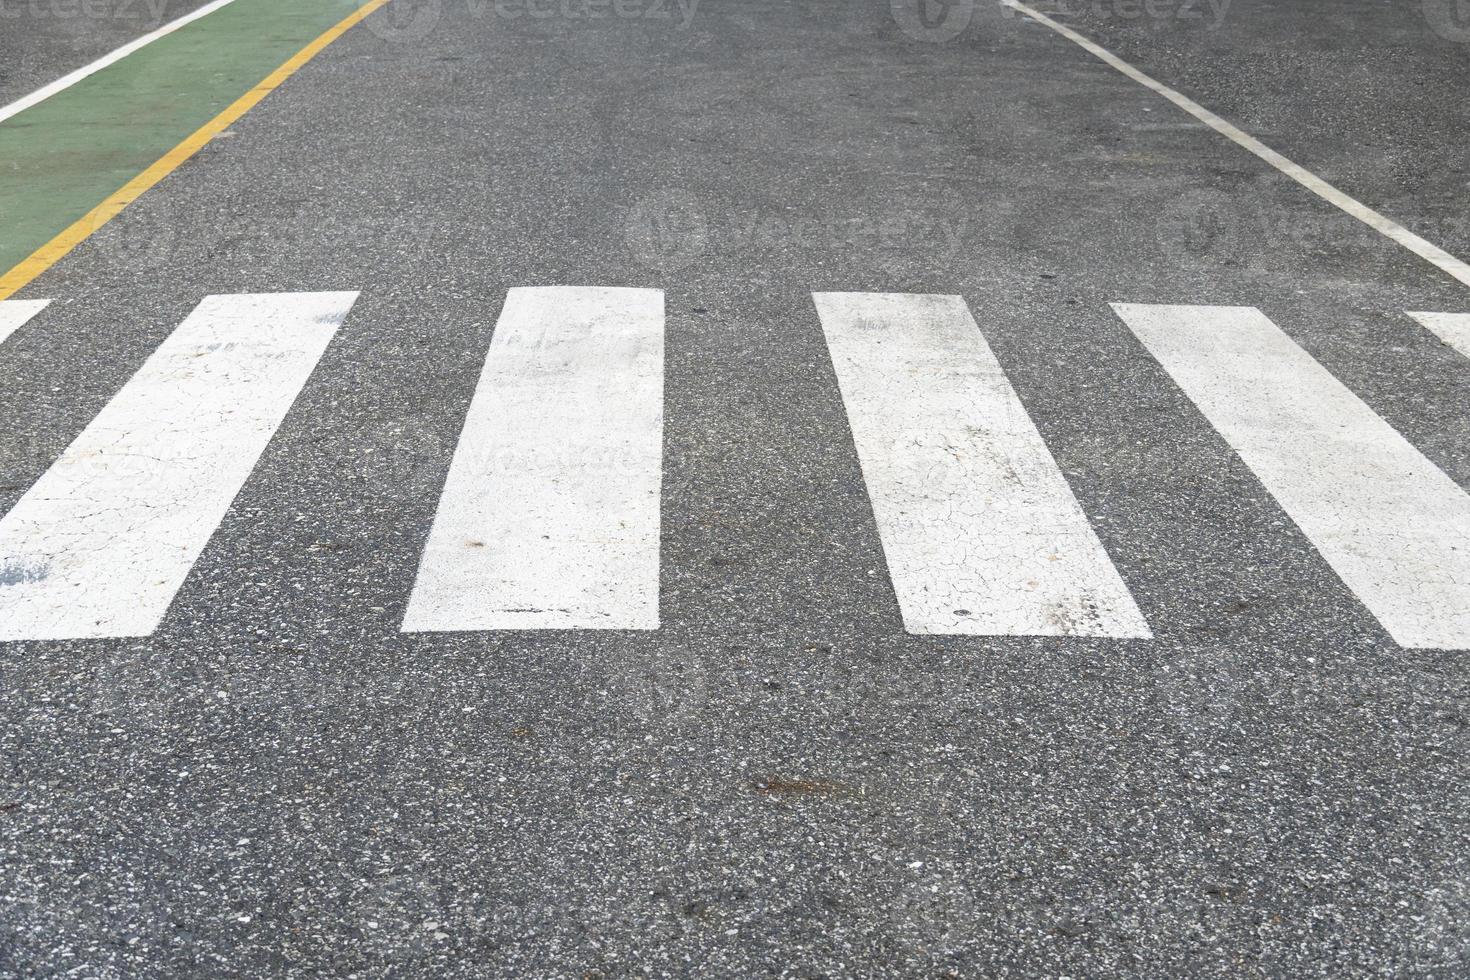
[1,0,1467,975]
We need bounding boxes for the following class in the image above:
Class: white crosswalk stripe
[814,292,1150,638]
[1407,311,1470,360]
[402,286,664,633]
[1115,302,1470,651]
[0,292,355,641]
[0,299,50,347]
[2,288,1467,646]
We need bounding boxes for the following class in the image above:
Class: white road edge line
[814,291,1151,638]
[999,0,1470,291]
[1406,311,1470,360]
[402,286,664,633]
[0,0,241,127]
[1114,302,1470,651]
[0,291,356,641]
[0,299,51,347]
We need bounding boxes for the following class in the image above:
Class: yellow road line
[0,0,394,301]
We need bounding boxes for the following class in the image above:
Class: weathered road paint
[1116,302,1470,650]
[0,291,355,641]
[813,291,1150,638]
[403,286,664,633]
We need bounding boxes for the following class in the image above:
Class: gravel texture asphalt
[1,0,1468,975]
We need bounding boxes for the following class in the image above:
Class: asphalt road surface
[2,0,1468,976]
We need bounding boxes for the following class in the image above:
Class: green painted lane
[0,0,367,278]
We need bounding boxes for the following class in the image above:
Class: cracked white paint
[1115,302,1470,651]
[0,292,355,641]
[1407,311,1470,361]
[0,299,50,347]
[402,286,663,633]
[814,291,1150,638]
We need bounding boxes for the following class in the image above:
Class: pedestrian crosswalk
[0,291,1467,648]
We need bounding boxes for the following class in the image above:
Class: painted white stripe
[402,286,663,633]
[0,0,241,127]
[814,292,1150,638]
[1407,311,1470,360]
[0,291,354,641]
[0,300,50,346]
[1000,0,1470,290]
[1114,303,1470,650]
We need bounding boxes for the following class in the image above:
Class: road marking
[1000,0,1470,291]
[0,0,242,127]
[814,292,1150,638]
[402,287,664,633]
[0,291,355,641]
[0,0,395,302]
[0,300,50,347]
[1407,311,1470,360]
[1114,302,1470,650]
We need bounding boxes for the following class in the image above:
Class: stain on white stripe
[0,292,355,641]
[1407,311,1470,360]
[814,292,1150,638]
[402,286,663,633]
[0,300,50,347]
[1115,302,1470,650]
